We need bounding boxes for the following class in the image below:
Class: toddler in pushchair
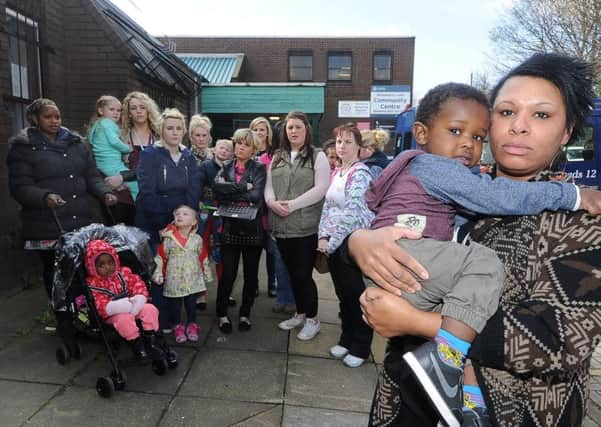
[51,224,177,398]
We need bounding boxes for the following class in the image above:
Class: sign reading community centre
[370,85,411,116]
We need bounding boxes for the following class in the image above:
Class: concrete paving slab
[179,348,286,403]
[0,380,60,426]
[72,346,196,394]
[25,386,169,427]
[0,331,101,384]
[285,355,377,413]
[315,273,338,301]
[0,287,48,349]
[160,396,277,427]
[288,322,340,360]
[232,404,283,426]
[283,404,369,427]
[206,316,288,353]
[317,298,341,326]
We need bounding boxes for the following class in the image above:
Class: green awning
[202,84,325,114]
[178,54,243,84]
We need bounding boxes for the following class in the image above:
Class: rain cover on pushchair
[51,224,154,311]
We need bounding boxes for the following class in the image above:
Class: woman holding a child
[355,53,601,426]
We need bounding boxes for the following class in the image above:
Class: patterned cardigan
[467,195,601,426]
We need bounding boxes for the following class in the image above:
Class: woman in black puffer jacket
[7,98,116,298]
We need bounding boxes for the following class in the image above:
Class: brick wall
[0,0,193,292]
[167,37,415,141]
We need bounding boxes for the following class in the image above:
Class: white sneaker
[278,313,306,330]
[343,353,365,368]
[329,345,349,359]
[297,318,320,341]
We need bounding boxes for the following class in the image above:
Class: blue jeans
[265,235,294,305]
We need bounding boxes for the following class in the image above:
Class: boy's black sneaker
[461,407,491,427]
[403,341,463,427]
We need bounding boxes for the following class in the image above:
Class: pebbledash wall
[165,37,415,144]
[0,0,197,292]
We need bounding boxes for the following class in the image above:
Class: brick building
[0,0,198,290]
[166,37,415,144]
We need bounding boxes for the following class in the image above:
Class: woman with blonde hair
[189,114,214,164]
[135,108,200,250]
[250,116,280,299]
[360,128,390,178]
[213,128,266,333]
[119,91,160,172]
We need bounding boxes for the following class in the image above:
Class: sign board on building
[370,85,411,116]
[338,100,371,118]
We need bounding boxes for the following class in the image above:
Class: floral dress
[153,224,207,298]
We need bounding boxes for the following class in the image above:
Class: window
[289,53,313,81]
[564,125,595,161]
[373,53,392,81]
[5,7,42,134]
[328,53,352,81]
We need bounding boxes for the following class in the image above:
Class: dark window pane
[374,54,392,81]
[289,55,312,81]
[328,54,352,81]
[5,7,41,100]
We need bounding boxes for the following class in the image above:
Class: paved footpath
[1,265,601,426]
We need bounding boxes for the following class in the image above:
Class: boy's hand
[153,276,164,285]
[579,188,601,215]
[246,183,254,190]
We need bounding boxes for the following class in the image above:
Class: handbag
[314,251,329,274]
[221,214,264,246]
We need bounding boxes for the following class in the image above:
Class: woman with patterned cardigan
[352,53,601,426]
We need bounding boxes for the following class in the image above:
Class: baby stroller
[51,223,178,398]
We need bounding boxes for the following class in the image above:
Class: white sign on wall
[338,100,371,118]
[370,85,411,116]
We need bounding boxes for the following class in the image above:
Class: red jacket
[85,239,148,319]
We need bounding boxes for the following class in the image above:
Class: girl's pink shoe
[174,324,187,343]
[186,323,199,342]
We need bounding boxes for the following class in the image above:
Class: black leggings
[164,294,197,326]
[328,245,373,358]
[277,234,318,318]
[217,244,262,318]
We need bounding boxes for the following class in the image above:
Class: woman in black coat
[213,128,266,333]
[7,98,116,299]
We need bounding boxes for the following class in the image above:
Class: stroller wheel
[56,344,71,365]
[111,370,127,391]
[151,359,168,376]
[96,376,115,398]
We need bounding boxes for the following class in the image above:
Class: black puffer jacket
[7,127,110,240]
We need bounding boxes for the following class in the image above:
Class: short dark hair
[490,53,595,144]
[415,83,488,127]
[322,138,336,151]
